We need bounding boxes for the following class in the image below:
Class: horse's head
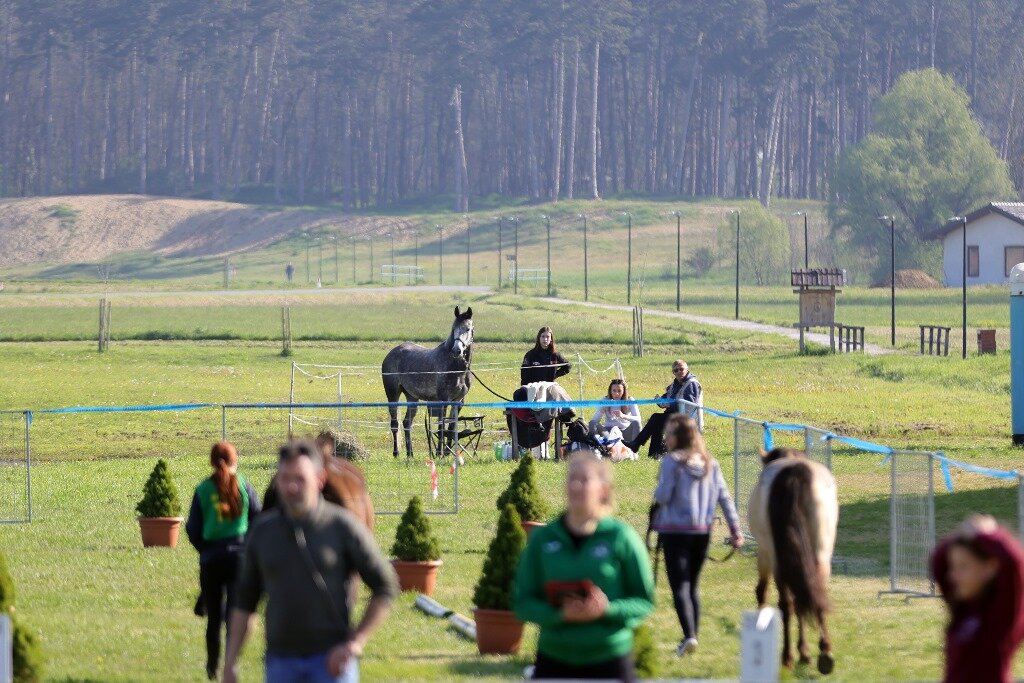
[450,306,474,360]
[759,447,804,467]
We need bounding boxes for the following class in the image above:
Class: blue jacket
[652,453,739,535]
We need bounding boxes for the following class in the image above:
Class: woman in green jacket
[513,452,655,681]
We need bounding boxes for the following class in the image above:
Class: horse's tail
[768,462,829,620]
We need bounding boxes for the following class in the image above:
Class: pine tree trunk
[565,40,579,200]
[139,59,149,194]
[524,74,540,201]
[675,36,702,193]
[550,43,564,201]
[452,84,469,213]
[589,39,600,199]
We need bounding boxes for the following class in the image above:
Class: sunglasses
[278,443,315,460]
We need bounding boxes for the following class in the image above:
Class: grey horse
[382,306,474,458]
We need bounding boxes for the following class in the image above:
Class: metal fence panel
[880,452,936,598]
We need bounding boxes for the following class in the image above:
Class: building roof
[930,202,1024,239]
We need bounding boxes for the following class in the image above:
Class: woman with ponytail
[186,441,261,680]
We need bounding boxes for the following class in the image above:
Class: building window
[968,246,979,278]
[1006,246,1024,277]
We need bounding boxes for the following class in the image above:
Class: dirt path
[547,297,894,355]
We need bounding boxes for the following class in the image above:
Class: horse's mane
[761,447,804,467]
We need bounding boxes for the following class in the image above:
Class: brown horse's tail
[768,462,829,621]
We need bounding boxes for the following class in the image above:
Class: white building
[933,202,1024,286]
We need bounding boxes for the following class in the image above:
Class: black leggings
[533,651,635,681]
[661,533,710,640]
[632,412,669,457]
[199,554,241,672]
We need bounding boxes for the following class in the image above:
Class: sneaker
[676,638,698,657]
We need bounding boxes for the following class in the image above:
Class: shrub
[391,496,441,562]
[633,624,657,678]
[135,459,182,518]
[0,551,13,611]
[472,504,526,611]
[496,454,548,522]
[12,619,44,683]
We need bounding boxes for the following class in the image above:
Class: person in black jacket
[521,326,572,385]
[624,360,703,458]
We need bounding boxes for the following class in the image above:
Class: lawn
[0,291,1020,681]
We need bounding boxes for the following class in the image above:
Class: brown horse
[748,447,839,675]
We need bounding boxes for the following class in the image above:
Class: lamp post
[729,210,740,319]
[495,216,503,289]
[436,224,444,285]
[512,216,519,295]
[622,211,632,305]
[543,215,552,297]
[414,233,418,268]
[793,211,809,269]
[331,234,339,284]
[673,210,681,311]
[877,216,897,346]
[389,232,395,266]
[953,215,968,359]
[579,214,589,302]
[317,233,323,283]
[465,215,471,285]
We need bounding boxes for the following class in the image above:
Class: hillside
[0,195,418,267]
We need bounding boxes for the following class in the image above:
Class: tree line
[3,0,1023,210]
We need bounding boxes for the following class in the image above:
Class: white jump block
[740,608,781,683]
[0,613,11,683]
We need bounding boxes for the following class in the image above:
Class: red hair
[210,441,242,520]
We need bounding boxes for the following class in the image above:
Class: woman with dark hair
[651,415,741,658]
[589,379,641,442]
[931,514,1024,683]
[521,326,572,385]
[185,441,261,680]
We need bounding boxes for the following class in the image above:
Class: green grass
[0,292,1021,681]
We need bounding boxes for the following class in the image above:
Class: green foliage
[48,204,79,221]
[716,202,791,285]
[472,504,526,611]
[12,618,44,683]
[135,459,181,518]
[632,624,657,679]
[391,496,441,562]
[0,551,13,612]
[686,245,716,278]
[496,454,548,522]
[830,69,1015,279]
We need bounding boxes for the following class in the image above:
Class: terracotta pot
[473,608,524,655]
[138,517,183,548]
[391,559,443,595]
[521,520,546,537]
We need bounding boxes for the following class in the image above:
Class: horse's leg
[755,549,771,608]
[387,389,401,458]
[816,599,835,675]
[403,403,419,459]
[778,586,794,669]
[796,612,811,665]
[449,403,461,462]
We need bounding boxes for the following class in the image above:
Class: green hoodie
[513,514,655,665]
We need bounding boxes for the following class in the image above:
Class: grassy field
[0,291,1020,681]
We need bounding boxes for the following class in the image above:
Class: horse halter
[450,321,474,360]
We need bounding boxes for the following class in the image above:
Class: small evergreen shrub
[472,504,526,611]
[12,619,44,683]
[633,624,657,678]
[496,454,548,522]
[0,551,13,611]
[391,496,441,562]
[135,459,182,518]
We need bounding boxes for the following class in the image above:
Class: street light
[494,216,503,289]
[579,213,589,302]
[877,216,896,346]
[436,224,444,285]
[317,232,323,283]
[673,211,681,311]
[465,215,471,285]
[302,232,311,283]
[388,232,395,266]
[622,211,632,305]
[542,214,552,297]
[330,233,339,284]
[952,215,968,359]
[793,211,809,269]
[369,238,374,283]
[729,210,740,319]
[512,216,520,295]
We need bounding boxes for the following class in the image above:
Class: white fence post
[0,613,11,683]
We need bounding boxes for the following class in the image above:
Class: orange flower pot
[391,559,443,596]
[138,517,183,548]
[473,608,524,655]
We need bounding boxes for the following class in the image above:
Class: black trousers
[199,554,241,672]
[661,533,710,640]
[632,412,669,458]
[533,651,635,682]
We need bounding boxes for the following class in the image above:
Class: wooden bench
[919,325,951,357]
[836,324,865,353]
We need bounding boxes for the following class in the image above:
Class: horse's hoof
[781,656,794,669]
[817,652,835,675]
[799,654,811,665]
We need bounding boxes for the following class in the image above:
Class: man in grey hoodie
[651,415,741,657]
[625,360,703,458]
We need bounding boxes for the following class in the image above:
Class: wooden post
[281,306,292,355]
[98,298,111,352]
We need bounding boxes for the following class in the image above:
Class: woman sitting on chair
[589,379,641,443]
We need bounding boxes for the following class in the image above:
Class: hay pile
[871,269,941,289]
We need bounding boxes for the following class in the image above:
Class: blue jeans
[265,652,358,683]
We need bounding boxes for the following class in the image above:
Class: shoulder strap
[287,517,347,630]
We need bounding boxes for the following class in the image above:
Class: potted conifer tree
[472,504,527,655]
[497,454,549,536]
[391,496,443,595]
[135,458,183,548]
[1,550,44,682]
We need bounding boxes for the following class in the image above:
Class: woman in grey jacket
[652,415,742,657]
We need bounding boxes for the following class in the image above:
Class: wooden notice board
[799,290,836,327]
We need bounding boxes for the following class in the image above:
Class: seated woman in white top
[590,379,641,442]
